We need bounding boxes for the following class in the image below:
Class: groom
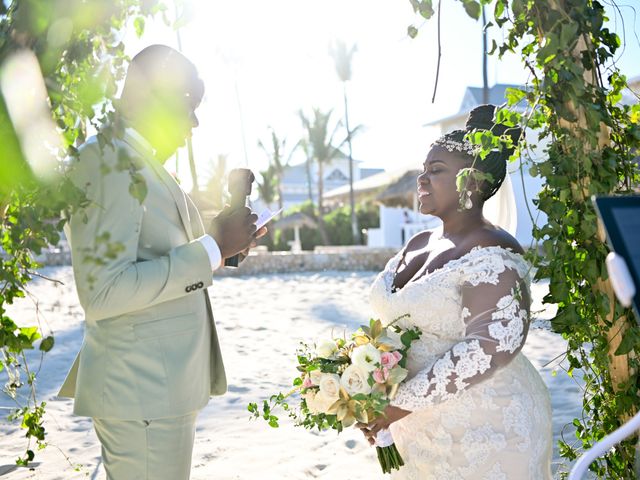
[58,45,262,479]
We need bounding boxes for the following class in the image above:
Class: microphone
[224,168,255,268]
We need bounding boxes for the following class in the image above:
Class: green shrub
[267,201,380,250]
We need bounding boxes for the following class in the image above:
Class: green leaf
[400,329,420,348]
[462,0,481,20]
[39,336,54,353]
[418,1,434,19]
[512,0,525,17]
[559,22,578,47]
[615,328,639,356]
[134,17,146,38]
[370,319,383,339]
[268,416,279,428]
[129,172,148,204]
[387,367,408,385]
[504,87,526,106]
[488,39,498,55]
[19,327,41,344]
[407,25,419,39]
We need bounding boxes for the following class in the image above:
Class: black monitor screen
[594,195,640,321]
[611,207,640,285]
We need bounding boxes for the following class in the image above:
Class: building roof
[281,159,372,184]
[272,211,317,230]
[376,170,421,207]
[424,83,525,127]
[323,168,412,203]
[461,84,523,112]
[281,163,310,183]
[361,167,385,178]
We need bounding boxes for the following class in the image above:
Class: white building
[278,157,382,212]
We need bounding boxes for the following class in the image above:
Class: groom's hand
[208,205,258,260]
[237,226,269,260]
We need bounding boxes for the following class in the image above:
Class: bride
[360,104,552,479]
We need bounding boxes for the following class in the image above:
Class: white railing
[569,411,640,479]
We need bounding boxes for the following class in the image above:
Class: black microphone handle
[223,193,247,268]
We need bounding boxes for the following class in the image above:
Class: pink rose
[302,376,313,388]
[373,368,390,384]
[381,351,403,369]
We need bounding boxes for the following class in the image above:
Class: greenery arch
[0,0,168,465]
[408,0,640,476]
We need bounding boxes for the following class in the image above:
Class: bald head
[119,45,204,162]
[121,45,204,111]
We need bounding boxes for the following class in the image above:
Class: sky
[125,0,640,191]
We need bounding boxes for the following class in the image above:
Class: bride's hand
[356,405,411,446]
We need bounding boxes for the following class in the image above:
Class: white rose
[302,390,320,414]
[314,391,339,413]
[351,343,382,372]
[309,370,324,385]
[315,339,338,359]
[340,364,372,396]
[318,374,341,401]
[303,389,337,414]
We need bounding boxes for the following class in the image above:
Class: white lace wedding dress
[370,246,553,479]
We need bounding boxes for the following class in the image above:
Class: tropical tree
[409,0,640,476]
[299,138,315,203]
[298,107,348,244]
[0,0,164,465]
[257,164,278,211]
[202,154,228,211]
[329,40,359,243]
[172,0,199,198]
[258,127,298,214]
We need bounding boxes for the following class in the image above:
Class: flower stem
[376,444,404,474]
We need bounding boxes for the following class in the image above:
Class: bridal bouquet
[248,315,420,474]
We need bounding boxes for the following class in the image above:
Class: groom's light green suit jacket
[58,130,227,420]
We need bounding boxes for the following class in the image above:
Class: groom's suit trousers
[93,412,198,480]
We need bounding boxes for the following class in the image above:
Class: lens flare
[0,50,63,182]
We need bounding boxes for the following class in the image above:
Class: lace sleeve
[391,250,531,410]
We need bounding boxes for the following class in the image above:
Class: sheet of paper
[256,208,283,229]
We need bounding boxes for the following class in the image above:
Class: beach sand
[0,268,581,479]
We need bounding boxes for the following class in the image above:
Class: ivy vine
[0,0,169,465]
[409,0,640,477]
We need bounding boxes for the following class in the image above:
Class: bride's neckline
[390,244,525,294]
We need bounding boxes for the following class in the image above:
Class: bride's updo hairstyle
[432,104,523,201]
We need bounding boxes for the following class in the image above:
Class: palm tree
[258,128,298,214]
[329,40,359,243]
[481,6,489,104]
[299,108,348,244]
[203,154,228,211]
[299,138,315,203]
[257,164,278,211]
[173,1,200,197]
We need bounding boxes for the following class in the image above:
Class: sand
[0,267,582,479]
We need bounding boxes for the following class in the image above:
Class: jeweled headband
[432,136,479,157]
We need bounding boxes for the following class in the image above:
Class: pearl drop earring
[464,191,473,210]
